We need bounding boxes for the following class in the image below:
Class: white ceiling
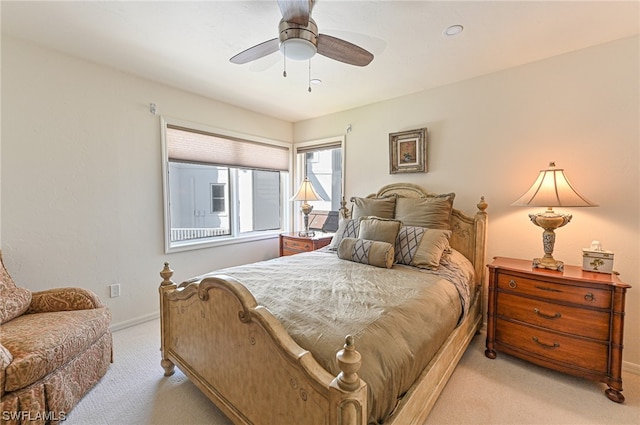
[2,1,638,122]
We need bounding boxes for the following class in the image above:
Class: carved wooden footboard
[159,268,367,425]
[159,183,488,425]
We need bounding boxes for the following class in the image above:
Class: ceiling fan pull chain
[282,44,287,78]
[308,59,312,93]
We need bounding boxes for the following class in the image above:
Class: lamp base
[298,230,315,238]
[532,256,564,272]
[529,209,571,273]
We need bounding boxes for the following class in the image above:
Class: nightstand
[279,232,334,256]
[485,256,631,403]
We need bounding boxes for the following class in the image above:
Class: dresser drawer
[496,318,608,373]
[282,238,313,252]
[497,273,611,309]
[496,292,610,340]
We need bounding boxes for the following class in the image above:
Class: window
[295,137,344,232]
[210,183,226,214]
[162,118,290,252]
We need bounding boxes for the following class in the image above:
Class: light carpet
[64,319,639,425]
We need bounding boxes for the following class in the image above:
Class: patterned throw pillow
[327,218,361,251]
[0,259,32,324]
[395,226,452,270]
[337,237,395,269]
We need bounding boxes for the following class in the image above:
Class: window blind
[167,125,289,172]
[295,140,342,154]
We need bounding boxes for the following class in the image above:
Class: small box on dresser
[485,257,631,403]
[582,248,614,274]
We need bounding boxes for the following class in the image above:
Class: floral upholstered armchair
[0,253,112,425]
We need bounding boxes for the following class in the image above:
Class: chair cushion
[0,259,31,324]
[0,307,111,392]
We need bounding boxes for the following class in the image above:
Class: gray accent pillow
[394,193,455,229]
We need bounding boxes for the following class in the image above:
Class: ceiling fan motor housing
[279,18,318,60]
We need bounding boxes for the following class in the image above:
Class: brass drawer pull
[508,279,517,289]
[534,308,561,320]
[584,292,595,302]
[532,336,560,349]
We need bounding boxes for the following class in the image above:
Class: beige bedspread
[191,249,473,424]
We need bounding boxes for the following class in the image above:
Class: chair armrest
[26,287,104,314]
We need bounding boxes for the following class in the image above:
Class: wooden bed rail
[159,263,368,425]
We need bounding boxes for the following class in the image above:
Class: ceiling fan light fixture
[280,38,317,60]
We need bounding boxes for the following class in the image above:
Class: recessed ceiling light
[310,78,322,85]
[443,25,464,37]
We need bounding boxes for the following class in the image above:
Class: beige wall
[294,36,640,370]
[1,36,292,329]
[2,34,638,370]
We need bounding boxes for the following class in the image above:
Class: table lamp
[511,162,597,271]
[291,177,323,237]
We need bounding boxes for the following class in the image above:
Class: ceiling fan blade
[230,38,279,64]
[277,0,311,26]
[317,34,374,67]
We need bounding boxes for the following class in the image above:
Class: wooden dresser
[279,232,333,256]
[485,257,631,402]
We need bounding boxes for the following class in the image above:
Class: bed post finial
[477,196,488,214]
[336,335,362,391]
[160,262,174,286]
[339,196,351,219]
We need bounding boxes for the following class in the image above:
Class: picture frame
[389,128,427,174]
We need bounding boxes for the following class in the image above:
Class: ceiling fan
[229,0,374,67]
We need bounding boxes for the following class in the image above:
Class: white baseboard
[110,311,159,332]
[623,360,640,375]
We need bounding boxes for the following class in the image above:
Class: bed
[159,183,488,425]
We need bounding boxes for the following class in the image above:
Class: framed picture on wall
[389,128,427,174]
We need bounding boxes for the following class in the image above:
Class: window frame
[161,116,291,253]
[292,136,345,232]
[210,183,227,215]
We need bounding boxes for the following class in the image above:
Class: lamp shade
[511,162,597,208]
[291,177,323,202]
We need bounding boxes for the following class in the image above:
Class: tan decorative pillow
[351,195,397,220]
[394,193,455,229]
[395,226,452,270]
[337,238,395,269]
[358,216,403,246]
[0,259,32,324]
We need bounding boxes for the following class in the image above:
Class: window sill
[165,230,281,254]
